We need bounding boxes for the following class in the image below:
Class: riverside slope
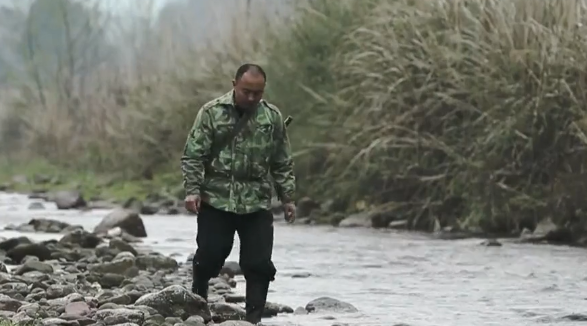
[0,192,586,326]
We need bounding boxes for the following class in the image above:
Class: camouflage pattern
[181,91,296,214]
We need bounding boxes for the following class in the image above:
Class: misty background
[0,0,291,91]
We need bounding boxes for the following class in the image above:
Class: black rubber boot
[191,261,209,301]
[245,279,270,324]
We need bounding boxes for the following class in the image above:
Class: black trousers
[192,202,277,324]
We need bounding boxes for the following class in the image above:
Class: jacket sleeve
[270,112,296,203]
[181,108,214,196]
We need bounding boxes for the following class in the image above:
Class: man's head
[232,63,266,110]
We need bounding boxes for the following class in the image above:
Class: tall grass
[316,0,587,233]
[3,0,587,233]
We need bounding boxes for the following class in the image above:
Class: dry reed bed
[3,0,587,233]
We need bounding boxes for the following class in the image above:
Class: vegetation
[2,0,587,235]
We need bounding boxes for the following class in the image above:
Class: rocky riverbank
[0,215,360,326]
[1,172,586,250]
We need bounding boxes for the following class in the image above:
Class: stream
[0,192,586,326]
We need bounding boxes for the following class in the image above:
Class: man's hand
[185,194,201,214]
[283,202,296,223]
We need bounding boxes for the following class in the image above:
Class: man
[180,63,296,324]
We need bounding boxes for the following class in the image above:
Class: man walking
[180,63,296,324]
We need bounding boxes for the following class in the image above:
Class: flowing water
[0,192,586,326]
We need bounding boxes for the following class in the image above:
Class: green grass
[0,159,183,202]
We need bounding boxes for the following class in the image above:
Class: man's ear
[232,79,236,87]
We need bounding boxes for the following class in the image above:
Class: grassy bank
[2,0,587,237]
[0,159,182,203]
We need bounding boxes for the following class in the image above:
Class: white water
[1,192,586,326]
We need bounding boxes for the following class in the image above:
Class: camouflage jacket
[181,91,296,214]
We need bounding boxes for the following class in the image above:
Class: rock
[64,301,91,316]
[0,293,23,311]
[4,218,79,234]
[337,208,397,228]
[210,302,245,321]
[480,239,502,247]
[15,260,53,275]
[29,218,73,233]
[109,238,138,256]
[388,219,408,229]
[50,190,87,210]
[28,202,45,210]
[7,243,52,263]
[134,285,211,320]
[217,322,255,326]
[59,229,103,249]
[338,212,372,228]
[0,236,33,252]
[294,307,307,315]
[296,197,321,218]
[219,261,241,277]
[94,308,145,324]
[0,221,294,326]
[94,208,148,238]
[520,218,573,244]
[88,254,135,274]
[305,297,358,313]
[264,301,294,317]
[135,254,178,270]
[87,200,118,210]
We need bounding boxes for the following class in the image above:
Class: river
[0,192,586,326]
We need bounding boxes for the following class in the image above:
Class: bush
[312,0,587,232]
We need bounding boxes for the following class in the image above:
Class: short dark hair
[235,63,267,82]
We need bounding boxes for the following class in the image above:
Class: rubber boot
[191,261,209,301]
[245,279,270,324]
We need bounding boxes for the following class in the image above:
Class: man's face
[232,71,265,110]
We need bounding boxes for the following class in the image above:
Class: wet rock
[15,260,53,275]
[305,297,358,313]
[224,293,245,303]
[4,218,78,234]
[388,219,408,229]
[220,261,242,277]
[95,307,146,324]
[7,243,52,263]
[564,313,587,321]
[294,307,308,315]
[28,202,45,210]
[217,322,255,326]
[0,293,23,311]
[88,253,135,274]
[134,285,211,320]
[338,212,372,228]
[480,239,502,247]
[64,301,91,316]
[296,197,321,218]
[520,218,574,245]
[50,190,87,210]
[59,229,103,249]
[337,208,397,228]
[135,253,178,270]
[87,200,118,210]
[94,208,148,238]
[291,272,311,278]
[210,302,245,321]
[109,238,138,256]
[0,223,294,326]
[264,301,294,317]
[0,237,33,252]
